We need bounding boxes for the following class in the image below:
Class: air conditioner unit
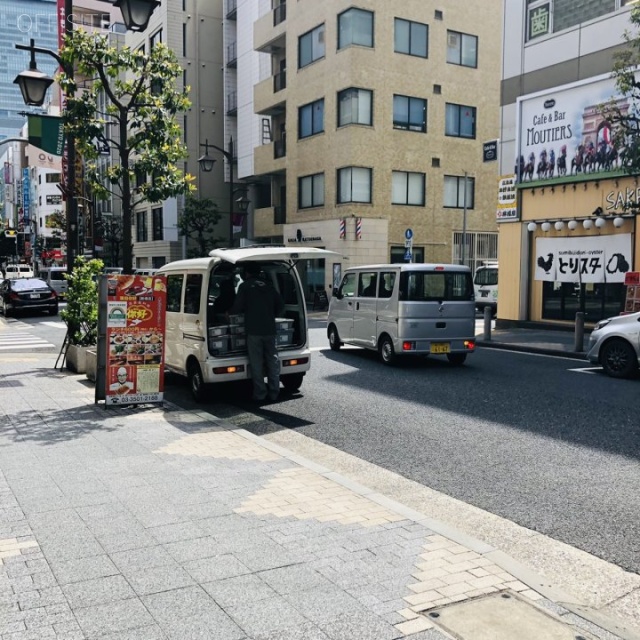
[447,32,459,48]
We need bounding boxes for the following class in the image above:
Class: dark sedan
[0,278,59,317]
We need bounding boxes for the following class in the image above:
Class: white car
[5,265,34,279]
[586,311,640,378]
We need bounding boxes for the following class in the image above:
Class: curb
[476,339,587,360]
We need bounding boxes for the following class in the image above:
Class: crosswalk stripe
[0,333,56,349]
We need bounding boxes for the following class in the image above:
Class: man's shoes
[251,395,267,403]
[267,393,279,403]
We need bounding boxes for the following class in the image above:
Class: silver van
[157,246,337,401]
[39,267,68,298]
[327,263,476,365]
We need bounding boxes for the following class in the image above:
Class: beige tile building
[250,0,502,296]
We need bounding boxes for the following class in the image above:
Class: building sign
[105,274,167,406]
[534,234,632,283]
[496,174,518,221]
[517,74,624,184]
[22,168,30,225]
[527,2,551,40]
[288,229,322,242]
[483,140,498,162]
[46,194,63,206]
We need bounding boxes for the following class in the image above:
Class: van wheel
[281,373,304,391]
[188,361,208,402]
[328,325,342,351]
[379,336,396,365]
[447,353,467,366]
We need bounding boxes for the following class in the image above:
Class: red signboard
[624,272,640,286]
[105,274,167,406]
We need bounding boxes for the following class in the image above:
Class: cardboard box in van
[328,263,476,365]
[157,246,338,401]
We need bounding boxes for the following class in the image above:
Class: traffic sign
[404,249,412,263]
[405,228,413,240]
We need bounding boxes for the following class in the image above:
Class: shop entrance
[542,282,625,322]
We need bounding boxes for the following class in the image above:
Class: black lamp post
[198,137,250,247]
[113,0,160,32]
[13,46,54,107]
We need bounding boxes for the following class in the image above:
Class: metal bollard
[574,312,584,352]
[483,306,492,342]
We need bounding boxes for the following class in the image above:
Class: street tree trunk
[120,111,133,274]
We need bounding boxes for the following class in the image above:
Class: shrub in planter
[60,257,104,347]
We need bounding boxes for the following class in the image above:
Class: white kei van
[473,262,499,314]
[327,263,476,365]
[5,264,34,280]
[39,267,68,298]
[157,246,337,401]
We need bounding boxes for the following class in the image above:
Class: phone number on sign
[105,393,163,406]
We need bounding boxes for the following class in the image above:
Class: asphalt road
[7,312,640,575]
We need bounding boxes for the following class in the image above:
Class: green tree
[58,30,194,274]
[178,194,223,258]
[601,4,640,178]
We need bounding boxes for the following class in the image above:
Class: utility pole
[461,171,468,266]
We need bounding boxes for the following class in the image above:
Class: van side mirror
[333,288,343,300]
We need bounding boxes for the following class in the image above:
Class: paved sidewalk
[0,353,637,639]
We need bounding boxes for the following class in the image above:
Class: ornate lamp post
[198,137,250,247]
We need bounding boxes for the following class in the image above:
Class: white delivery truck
[157,246,338,401]
[328,263,476,365]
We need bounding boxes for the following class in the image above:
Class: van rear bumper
[394,337,476,356]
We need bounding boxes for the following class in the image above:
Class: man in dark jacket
[229,262,284,402]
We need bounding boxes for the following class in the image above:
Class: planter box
[85,349,97,382]
[66,344,88,374]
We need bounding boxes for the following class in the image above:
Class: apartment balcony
[254,75,286,116]
[273,70,286,92]
[226,41,237,68]
[254,7,286,53]
[254,141,287,176]
[254,206,285,237]
[226,0,237,20]
[227,91,237,116]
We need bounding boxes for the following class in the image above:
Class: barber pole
[355,217,362,240]
[339,218,346,239]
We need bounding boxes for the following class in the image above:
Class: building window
[182,23,187,56]
[394,18,428,58]
[526,0,552,40]
[150,29,162,49]
[392,171,425,206]
[444,175,475,209]
[542,282,624,322]
[152,207,163,241]
[338,88,372,126]
[390,246,424,263]
[299,24,325,68]
[337,167,372,204]
[445,103,476,138]
[446,30,478,67]
[452,231,497,272]
[393,95,427,132]
[298,173,324,209]
[136,211,148,242]
[299,99,324,138]
[45,173,61,183]
[338,8,374,49]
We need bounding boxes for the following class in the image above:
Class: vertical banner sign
[22,168,30,226]
[355,217,362,240]
[105,274,167,406]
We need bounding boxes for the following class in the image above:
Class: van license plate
[431,343,450,354]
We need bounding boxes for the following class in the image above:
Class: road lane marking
[568,366,601,374]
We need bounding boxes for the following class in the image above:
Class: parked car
[586,311,640,378]
[0,278,58,317]
[38,266,68,299]
[473,261,498,314]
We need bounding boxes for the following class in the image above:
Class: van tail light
[464,340,475,350]
[402,341,415,351]
[9,293,20,301]
[282,357,308,367]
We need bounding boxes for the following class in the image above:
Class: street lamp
[14,38,78,276]
[198,137,250,247]
[113,0,160,32]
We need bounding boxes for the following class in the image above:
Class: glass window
[443,175,475,209]
[445,103,476,138]
[152,207,163,241]
[400,271,474,301]
[339,272,357,298]
[358,272,377,297]
[299,173,324,209]
[150,28,163,49]
[393,95,426,132]
[527,1,552,41]
[446,30,478,67]
[392,171,425,206]
[338,8,374,49]
[542,282,624,322]
[45,173,61,183]
[184,274,202,314]
[337,167,372,204]
[394,18,428,57]
[299,24,325,68]
[166,274,183,312]
[390,246,424,263]
[136,211,148,242]
[379,272,396,298]
[474,267,498,286]
[299,99,324,138]
[338,88,373,126]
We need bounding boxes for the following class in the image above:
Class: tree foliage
[601,4,640,178]
[178,194,223,258]
[57,30,194,272]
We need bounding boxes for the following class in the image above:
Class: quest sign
[517,73,626,184]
